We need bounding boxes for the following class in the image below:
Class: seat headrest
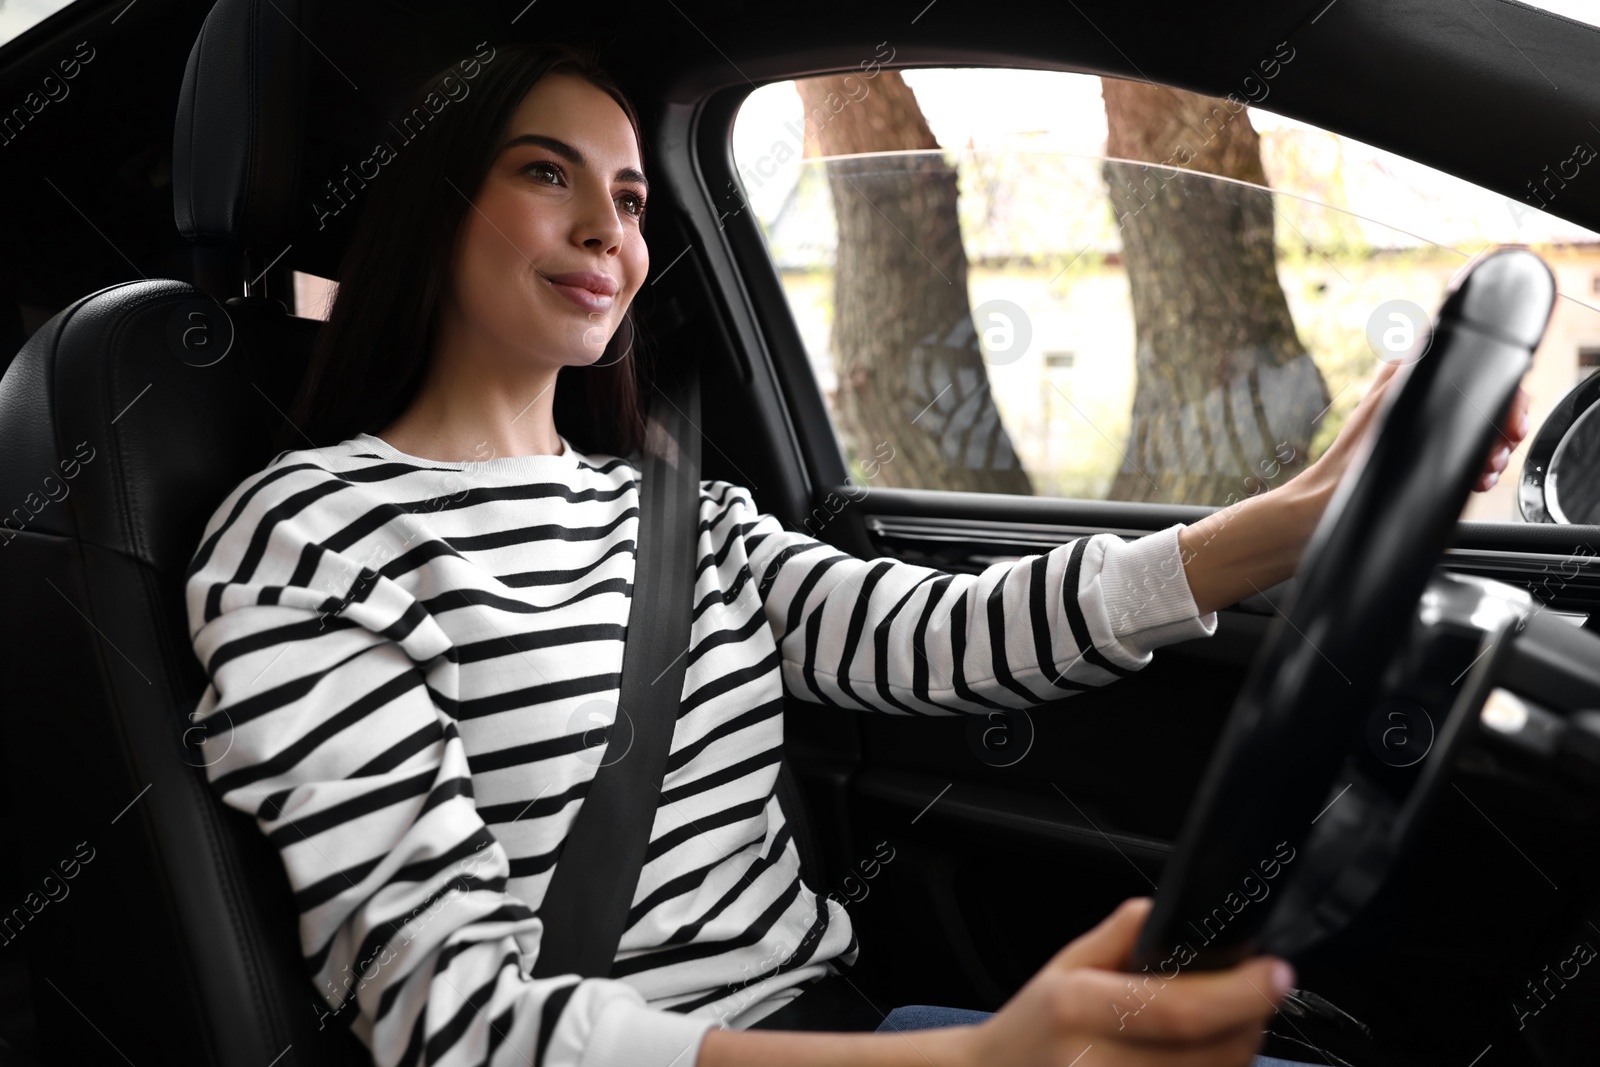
[172,0,307,259]
[171,0,506,279]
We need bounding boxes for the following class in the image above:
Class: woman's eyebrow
[502,133,649,190]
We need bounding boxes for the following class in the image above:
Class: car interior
[2,0,1600,1064]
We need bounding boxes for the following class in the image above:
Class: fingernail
[1486,471,1500,489]
[1271,959,1296,998]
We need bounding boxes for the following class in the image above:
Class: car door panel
[781,481,1600,1017]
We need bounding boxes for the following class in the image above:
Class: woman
[184,41,1526,1067]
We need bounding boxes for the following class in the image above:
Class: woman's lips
[541,272,616,313]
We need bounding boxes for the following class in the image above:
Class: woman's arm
[740,365,1529,713]
[1175,470,1323,618]
[732,488,1216,716]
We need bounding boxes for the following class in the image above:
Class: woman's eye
[523,160,563,185]
[617,191,646,219]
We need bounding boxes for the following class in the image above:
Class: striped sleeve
[183,465,713,1067]
[728,484,1218,715]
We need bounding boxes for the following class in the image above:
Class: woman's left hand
[1302,361,1532,497]
[1177,365,1533,617]
[1478,381,1533,491]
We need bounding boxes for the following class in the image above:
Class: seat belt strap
[532,360,702,980]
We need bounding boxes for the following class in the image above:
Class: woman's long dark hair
[278,42,648,458]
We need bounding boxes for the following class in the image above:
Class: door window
[730,66,1600,519]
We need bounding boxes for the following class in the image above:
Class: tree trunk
[1100,79,1329,504]
[796,74,1032,495]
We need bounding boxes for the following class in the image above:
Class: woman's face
[445,73,648,370]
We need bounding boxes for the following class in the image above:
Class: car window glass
[0,0,78,49]
[1514,0,1600,31]
[731,67,1600,521]
[292,271,338,320]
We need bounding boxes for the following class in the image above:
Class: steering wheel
[1133,247,1565,973]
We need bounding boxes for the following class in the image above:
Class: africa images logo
[310,42,498,231]
[1113,840,1298,1029]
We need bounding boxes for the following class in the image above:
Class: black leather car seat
[0,0,372,1062]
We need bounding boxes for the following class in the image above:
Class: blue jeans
[875,1005,1317,1066]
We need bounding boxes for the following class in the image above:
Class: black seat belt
[532,360,702,980]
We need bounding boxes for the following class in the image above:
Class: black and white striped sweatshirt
[183,432,1217,1067]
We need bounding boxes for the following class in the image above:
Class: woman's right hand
[942,897,1295,1067]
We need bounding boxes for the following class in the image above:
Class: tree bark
[796,73,1032,495]
[1100,79,1329,504]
